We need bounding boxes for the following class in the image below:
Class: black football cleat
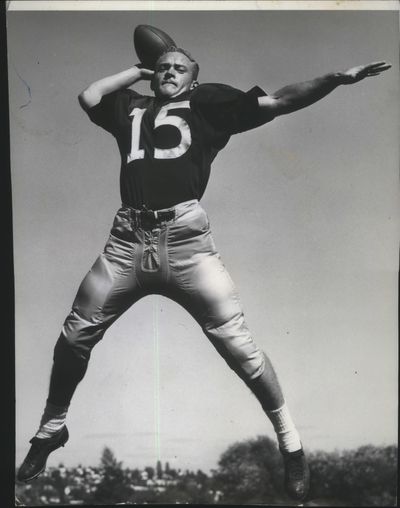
[17,426,69,483]
[280,446,310,502]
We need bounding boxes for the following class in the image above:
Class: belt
[131,205,176,228]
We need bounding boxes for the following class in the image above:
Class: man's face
[152,52,197,99]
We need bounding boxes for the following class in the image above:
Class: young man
[17,46,390,501]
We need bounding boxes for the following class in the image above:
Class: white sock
[266,402,302,453]
[35,402,68,439]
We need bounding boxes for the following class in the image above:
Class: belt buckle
[140,206,158,227]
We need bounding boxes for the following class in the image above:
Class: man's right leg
[18,227,144,482]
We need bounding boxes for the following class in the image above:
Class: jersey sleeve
[190,83,274,136]
[85,89,142,135]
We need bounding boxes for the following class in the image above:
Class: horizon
[17,440,398,474]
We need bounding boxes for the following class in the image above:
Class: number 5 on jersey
[128,101,192,163]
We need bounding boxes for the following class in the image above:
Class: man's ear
[190,81,199,90]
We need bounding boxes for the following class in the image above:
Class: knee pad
[55,308,105,362]
[204,313,265,381]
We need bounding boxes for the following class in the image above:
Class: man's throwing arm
[78,66,154,110]
[258,61,391,118]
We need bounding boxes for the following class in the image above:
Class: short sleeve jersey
[86,83,273,209]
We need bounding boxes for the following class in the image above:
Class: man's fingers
[366,61,392,71]
[373,63,391,71]
[367,67,391,75]
[367,60,390,67]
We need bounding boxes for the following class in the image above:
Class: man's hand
[340,61,392,84]
[139,67,154,81]
[135,63,155,81]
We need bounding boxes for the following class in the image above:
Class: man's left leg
[171,251,310,501]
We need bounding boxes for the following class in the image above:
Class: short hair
[156,46,200,80]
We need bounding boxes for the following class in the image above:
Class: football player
[17,46,390,501]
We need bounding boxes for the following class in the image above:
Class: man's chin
[155,88,186,99]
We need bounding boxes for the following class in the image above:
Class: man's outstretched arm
[258,61,391,117]
[78,66,154,110]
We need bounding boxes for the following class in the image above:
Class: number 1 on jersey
[128,108,146,162]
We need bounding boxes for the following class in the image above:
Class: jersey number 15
[128,101,191,162]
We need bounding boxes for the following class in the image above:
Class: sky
[8,3,398,474]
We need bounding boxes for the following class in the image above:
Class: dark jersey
[86,83,274,209]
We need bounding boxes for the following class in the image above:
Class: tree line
[15,436,397,506]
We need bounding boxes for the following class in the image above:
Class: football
[134,25,176,70]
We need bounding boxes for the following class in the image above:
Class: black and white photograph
[6,1,398,506]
